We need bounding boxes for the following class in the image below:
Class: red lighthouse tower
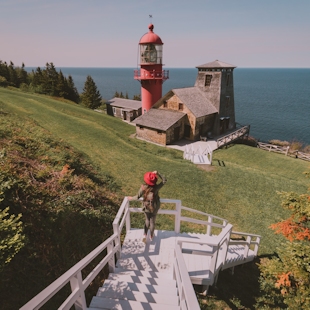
[134,24,169,114]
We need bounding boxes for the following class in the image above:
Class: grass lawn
[1,87,309,308]
[1,87,309,252]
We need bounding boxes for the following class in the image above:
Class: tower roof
[139,24,163,45]
[196,60,236,69]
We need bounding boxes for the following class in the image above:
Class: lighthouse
[134,24,169,114]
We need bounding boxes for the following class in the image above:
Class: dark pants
[144,212,156,237]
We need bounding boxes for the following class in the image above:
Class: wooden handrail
[21,198,261,309]
[20,233,119,310]
[174,245,201,309]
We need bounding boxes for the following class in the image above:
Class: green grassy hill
[1,87,309,309]
[1,87,309,252]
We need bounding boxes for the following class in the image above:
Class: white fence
[21,198,211,310]
[257,142,310,162]
[20,197,260,309]
[183,143,213,165]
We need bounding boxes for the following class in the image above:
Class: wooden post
[107,241,115,273]
[70,272,87,310]
[175,200,181,233]
[243,236,251,259]
[113,222,121,260]
[206,216,212,235]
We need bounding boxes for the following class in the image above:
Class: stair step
[89,296,180,310]
[107,273,176,287]
[114,267,173,280]
[96,286,179,306]
[101,279,178,295]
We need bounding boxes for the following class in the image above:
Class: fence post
[243,236,251,259]
[107,240,115,273]
[206,216,212,235]
[70,272,87,310]
[175,200,181,233]
[125,200,131,231]
[113,222,121,260]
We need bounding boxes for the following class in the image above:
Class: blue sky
[1,0,310,68]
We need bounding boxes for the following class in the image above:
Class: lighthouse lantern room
[134,24,169,113]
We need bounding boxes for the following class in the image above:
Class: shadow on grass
[197,254,277,310]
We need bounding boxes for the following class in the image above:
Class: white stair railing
[20,198,261,309]
[183,144,213,165]
[174,244,201,310]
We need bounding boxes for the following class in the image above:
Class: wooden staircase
[20,198,260,310]
[89,268,180,309]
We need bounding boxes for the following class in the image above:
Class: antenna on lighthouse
[149,14,152,22]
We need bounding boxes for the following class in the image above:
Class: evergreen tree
[114,91,119,98]
[8,61,18,87]
[66,75,80,103]
[55,70,67,98]
[133,94,141,101]
[16,62,29,86]
[125,92,129,99]
[0,61,9,82]
[42,62,58,95]
[80,75,102,109]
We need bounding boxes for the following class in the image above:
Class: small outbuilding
[106,97,142,122]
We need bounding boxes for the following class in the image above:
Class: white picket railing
[183,144,213,165]
[174,245,201,310]
[20,233,119,310]
[20,197,260,309]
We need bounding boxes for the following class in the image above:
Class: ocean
[28,67,310,145]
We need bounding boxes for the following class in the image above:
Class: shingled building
[133,60,237,145]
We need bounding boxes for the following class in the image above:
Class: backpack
[142,185,158,213]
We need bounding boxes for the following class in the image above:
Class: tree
[114,91,119,98]
[66,75,80,103]
[133,94,141,101]
[257,176,310,309]
[55,70,67,98]
[8,61,18,87]
[80,75,102,109]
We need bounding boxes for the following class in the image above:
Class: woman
[129,170,167,242]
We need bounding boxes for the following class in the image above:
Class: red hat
[144,172,157,186]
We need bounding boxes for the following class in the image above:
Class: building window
[157,130,162,135]
[226,96,230,107]
[112,107,116,115]
[139,126,144,130]
[178,103,183,111]
[163,101,167,108]
[205,75,212,86]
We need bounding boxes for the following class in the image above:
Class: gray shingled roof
[196,60,236,69]
[133,109,185,131]
[106,97,141,110]
[172,87,218,117]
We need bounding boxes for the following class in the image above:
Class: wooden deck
[20,198,260,310]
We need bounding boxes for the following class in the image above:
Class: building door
[174,127,180,141]
[123,111,127,120]
[184,125,191,138]
[220,117,230,134]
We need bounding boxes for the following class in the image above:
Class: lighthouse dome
[139,24,163,45]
